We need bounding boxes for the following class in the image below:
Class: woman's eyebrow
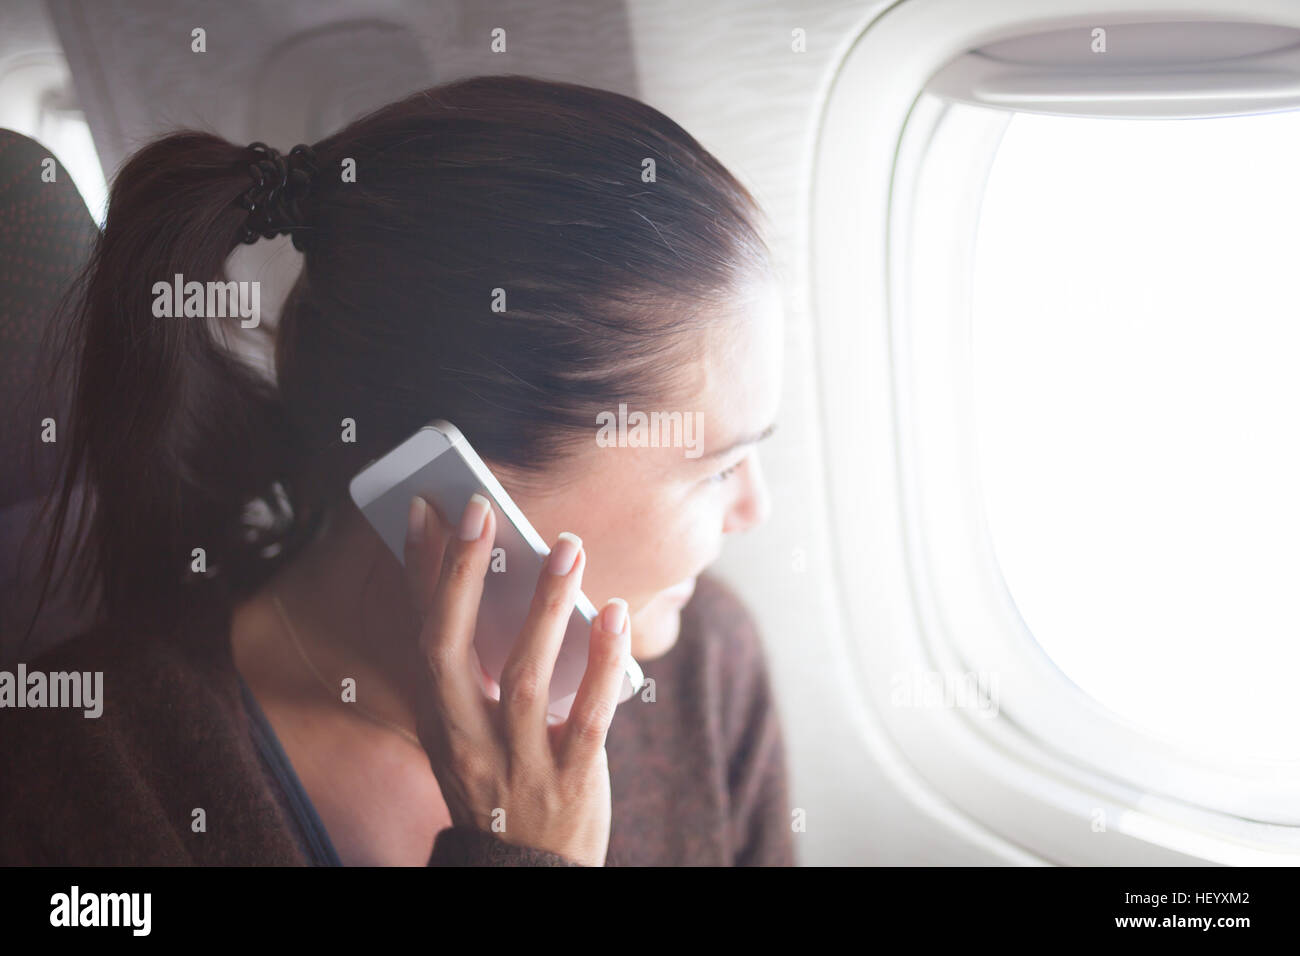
[699,422,777,460]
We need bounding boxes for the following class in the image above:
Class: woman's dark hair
[26,73,773,645]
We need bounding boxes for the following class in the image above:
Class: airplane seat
[0,129,101,665]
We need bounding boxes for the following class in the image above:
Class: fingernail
[408,496,426,545]
[600,597,628,635]
[546,532,582,575]
[458,493,490,541]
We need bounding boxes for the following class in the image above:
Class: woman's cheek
[589,490,720,610]
[680,493,726,566]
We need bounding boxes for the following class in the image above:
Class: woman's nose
[722,453,771,534]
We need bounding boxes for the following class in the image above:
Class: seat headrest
[0,129,100,663]
[0,129,98,506]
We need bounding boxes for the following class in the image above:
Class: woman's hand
[403,493,630,867]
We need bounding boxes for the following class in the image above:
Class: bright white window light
[0,54,108,226]
[971,109,1300,763]
[36,104,107,226]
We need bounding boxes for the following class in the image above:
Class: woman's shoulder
[1,610,237,728]
[0,609,282,864]
[0,611,225,765]
[1,604,248,761]
[654,572,780,736]
[674,572,767,672]
[683,570,757,626]
[604,571,793,865]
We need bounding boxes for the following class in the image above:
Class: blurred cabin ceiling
[40,0,641,174]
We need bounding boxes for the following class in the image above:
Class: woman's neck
[250,502,427,730]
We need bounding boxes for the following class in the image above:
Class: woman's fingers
[401,505,617,865]
[498,532,586,762]
[560,599,631,769]
[411,493,497,736]
[404,496,441,616]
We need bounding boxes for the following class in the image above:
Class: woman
[2,74,791,866]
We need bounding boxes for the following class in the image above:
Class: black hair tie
[236,142,318,252]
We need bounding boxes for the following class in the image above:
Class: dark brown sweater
[0,574,795,866]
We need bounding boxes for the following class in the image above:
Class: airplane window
[0,52,108,225]
[970,108,1300,762]
[33,95,106,226]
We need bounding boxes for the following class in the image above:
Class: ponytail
[29,132,315,644]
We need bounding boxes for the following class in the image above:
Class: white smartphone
[348,420,644,722]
